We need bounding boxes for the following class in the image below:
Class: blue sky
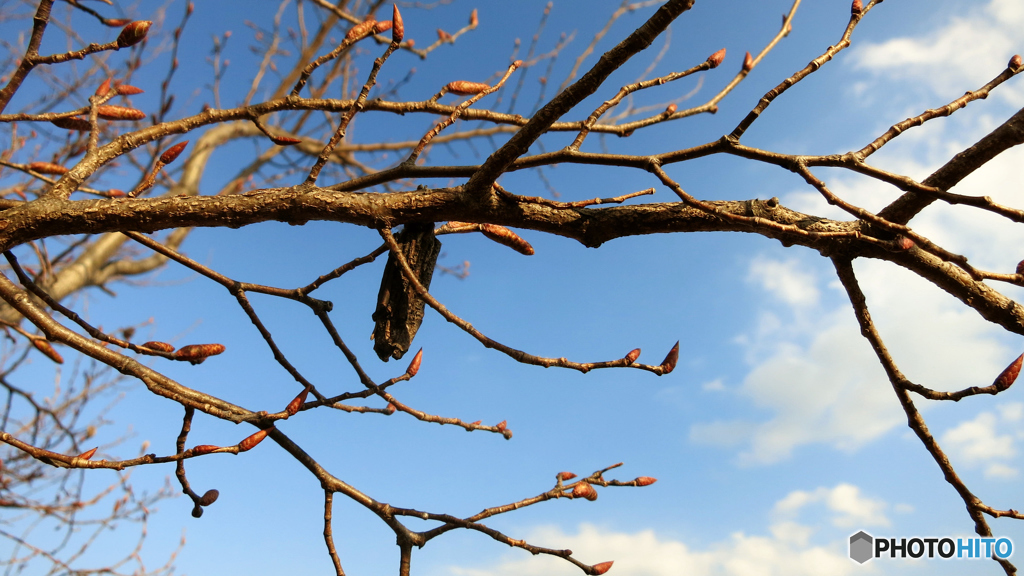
[4,0,1024,574]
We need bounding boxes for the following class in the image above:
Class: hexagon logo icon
[850,531,873,564]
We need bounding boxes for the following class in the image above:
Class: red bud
[142,341,175,352]
[392,4,404,43]
[851,0,863,14]
[660,341,679,374]
[635,476,657,486]
[346,19,377,42]
[743,51,753,72]
[286,386,311,416]
[469,9,478,27]
[1011,55,1022,70]
[238,428,269,452]
[437,28,453,42]
[116,20,152,48]
[572,482,598,501]
[385,403,397,414]
[199,489,219,506]
[994,353,1023,391]
[707,48,726,68]
[665,104,677,115]
[895,236,915,251]
[116,84,144,95]
[190,445,221,455]
[374,20,393,34]
[406,348,423,377]
[159,141,189,164]
[271,136,302,145]
[174,343,225,364]
[479,224,534,255]
[32,339,64,364]
[1016,259,1024,276]
[496,420,507,432]
[96,105,146,121]
[446,80,491,95]
[28,162,68,175]
[77,447,98,460]
[557,471,577,481]
[51,117,91,131]
[592,561,614,575]
[96,77,112,97]
[105,18,131,27]
[625,349,640,364]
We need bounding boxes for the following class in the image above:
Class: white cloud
[774,484,890,528]
[747,259,819,308]
[941,403,1023,479]
[446,485,892,576]
[851,0,1024,105]
[693,253,1011,465]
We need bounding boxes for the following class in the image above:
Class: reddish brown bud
[107,189,126,198]
[665,103,677,115]
[28,162,69,175]
[346,19,377,42]
[385,403,397,414]
[270,135,302,145]
[187,2,194,16]
[479,223,534,255]
[437,28,453,42]
[660,341,679,374]
[557,471,577,481]
[635,476,657,486]
[469,9,478,27]
[392,4,404,43]
[96,105,146,121]
[374,20,393,34]
[406,39,415,48]
[105,18,131,27]
[496,420,507,432]
[142,341,175,352]
[572,482,598,501]
[175,343,225,364]
[1016,259,1024,276]
[286,386,311,416]
[190,444,221,455]
[406,348,423,377]
[994,353,1023,391]
[625,349,640,364]
[707,48,726,68]
[198,489,219,506]
[743,51,753,72]
[191,504,204,518]
[592,561,614,575]
[895,236,915,251]
[238,428,269,452]
[116,84,144,95]
[159,141,189,164]
[96,77,112,97]
[1011,55,1023,71]
[77,447,98,460]
[116,20,152,48]
[32,339,64,364]
[851,0,863,14]
[446,80,490,95]
[51,116,91,131]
